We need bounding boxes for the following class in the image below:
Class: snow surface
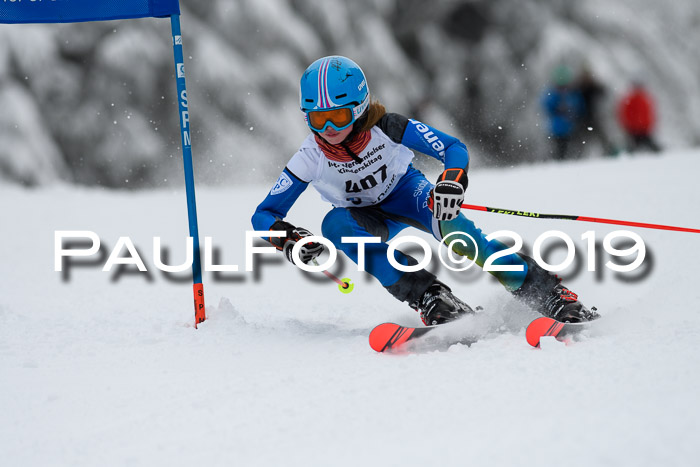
[2,150,700,466]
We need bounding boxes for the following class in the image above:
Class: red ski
[371,317,596,352]
[525,316,590,347]
[369,322,437,352]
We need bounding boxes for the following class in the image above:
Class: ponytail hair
[356,97,386,133]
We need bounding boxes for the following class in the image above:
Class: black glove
[269,220,324,265]
[429,168,468,221]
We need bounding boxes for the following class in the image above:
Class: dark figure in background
[576,66,616,156]
[618,81,662,153]
[541,65,584,160]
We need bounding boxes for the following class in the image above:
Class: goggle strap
[353,94,370,119]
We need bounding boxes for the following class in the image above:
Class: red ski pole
[311,259,354,294]
[461,204,700,234]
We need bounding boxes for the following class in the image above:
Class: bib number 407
[345,164,388,194]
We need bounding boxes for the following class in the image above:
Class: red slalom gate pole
[461,204,700,234]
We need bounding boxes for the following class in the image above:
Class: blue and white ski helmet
[300,56,370,131]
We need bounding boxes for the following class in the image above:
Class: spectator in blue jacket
[542,65,585,160]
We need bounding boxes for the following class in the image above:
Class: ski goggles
[306,107,355,132]
[304,97,370,132]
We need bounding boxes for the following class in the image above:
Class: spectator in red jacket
[618,81,661,153]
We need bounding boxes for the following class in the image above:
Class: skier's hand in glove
[269,220,324,265]
[283,227,324,264]
[429,168,468,221]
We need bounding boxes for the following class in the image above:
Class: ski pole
[311,258,354,294]
[461,203,700,234]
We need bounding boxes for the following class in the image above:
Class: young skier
[252,56,599,325]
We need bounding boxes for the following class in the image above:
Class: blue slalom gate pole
[0,1,206,327]
[170,14,206,326]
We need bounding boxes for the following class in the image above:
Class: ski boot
[543,284,600,323]
[513,256,599,323]
[410,281,474,326]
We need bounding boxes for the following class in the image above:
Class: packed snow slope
[2,150,700,467]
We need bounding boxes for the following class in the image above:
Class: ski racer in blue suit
[252,56,598,325]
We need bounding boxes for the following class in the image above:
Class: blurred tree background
[1,0,699,187]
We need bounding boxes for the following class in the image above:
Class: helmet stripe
[317,57,337,109]
[318,58,328,108]
[317,58,324,108]
[322,59,333,108]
